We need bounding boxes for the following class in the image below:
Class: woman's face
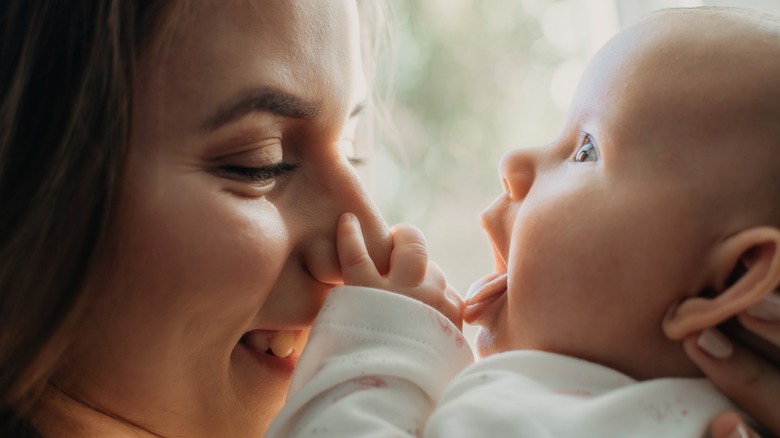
[57,1,390,436]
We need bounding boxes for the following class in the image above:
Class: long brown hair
[0,1,392,435]
[0,1,168,435]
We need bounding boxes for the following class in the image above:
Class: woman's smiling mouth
[240,329,308,359]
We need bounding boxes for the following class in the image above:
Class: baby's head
[466,7,780,380]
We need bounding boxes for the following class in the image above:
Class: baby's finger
[337,213,381,286]
[387,224,429,286]
[444,283,464,331]
[413,261,463,330]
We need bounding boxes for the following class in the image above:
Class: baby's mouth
[464,272,508,324]
[240,330,308,359]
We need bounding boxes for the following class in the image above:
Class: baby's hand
[337,212,463,330]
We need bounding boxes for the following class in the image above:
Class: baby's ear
[663,226,780,340]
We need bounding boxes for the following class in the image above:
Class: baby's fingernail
[746,293,780,321]
[340,212,356,224]
[697,328,733,359]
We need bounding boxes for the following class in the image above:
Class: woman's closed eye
[217,162,301,183]
[573,135,599,163]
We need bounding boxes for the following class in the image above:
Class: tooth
[244,331,270,352]
[270,331,294,358]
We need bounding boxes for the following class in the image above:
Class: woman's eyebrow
[201,87,321,131]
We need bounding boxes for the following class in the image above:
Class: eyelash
[219,162,301,182]
[347,157,365,166]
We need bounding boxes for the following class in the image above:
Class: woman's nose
[498,147,536,201]
[339,176,392,275]
[302,159,391,284]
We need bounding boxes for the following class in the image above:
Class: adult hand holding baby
[337,212,463,330]
[686,293,780,437]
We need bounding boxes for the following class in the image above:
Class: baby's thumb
[337,213,381,286]
[387,224,429,286]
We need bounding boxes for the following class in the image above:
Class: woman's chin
[229,342,297,428]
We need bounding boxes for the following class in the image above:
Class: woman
[2,1,396,436]
[0,1,776,436]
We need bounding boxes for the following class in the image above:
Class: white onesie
[267,286,736,437]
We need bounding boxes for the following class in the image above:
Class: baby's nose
[499,148,535,201]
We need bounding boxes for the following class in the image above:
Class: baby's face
[466,9,780,379]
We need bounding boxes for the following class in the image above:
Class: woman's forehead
[134,0,364,135]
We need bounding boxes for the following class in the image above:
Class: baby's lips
[464,273,508,323]
[466,272,503,301]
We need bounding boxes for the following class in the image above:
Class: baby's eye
[573,136,599,163]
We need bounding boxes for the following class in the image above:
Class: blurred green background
[371,0,598,296]
[368,0,780,304]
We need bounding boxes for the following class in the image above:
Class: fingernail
[747,292,780,321]
[697,328,733,359]
[730,422,749,438]
[340,212,355,224]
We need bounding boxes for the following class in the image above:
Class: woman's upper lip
[240,328,310,360]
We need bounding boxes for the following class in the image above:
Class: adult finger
[337,213,381,286]
[709,412,761,438]
[740,292,780,346]
[387,224,428,286]
[684,330,780,435]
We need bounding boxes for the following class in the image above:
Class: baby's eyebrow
[201,87,321,131]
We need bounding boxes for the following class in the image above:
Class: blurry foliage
[375,0,569,292]
[372,0,780,297]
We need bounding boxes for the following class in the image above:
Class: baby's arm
[337,212,463,329]
[266,214,473,437]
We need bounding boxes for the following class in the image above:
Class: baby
[268,7,780,437]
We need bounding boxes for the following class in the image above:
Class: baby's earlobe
[664,226,780,341]
[662,296,715,340]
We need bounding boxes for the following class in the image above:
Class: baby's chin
[473,327,505,359]
[473,325,547,360]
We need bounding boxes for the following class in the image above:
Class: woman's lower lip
[232,341,297,401]
[463,273,507,324]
